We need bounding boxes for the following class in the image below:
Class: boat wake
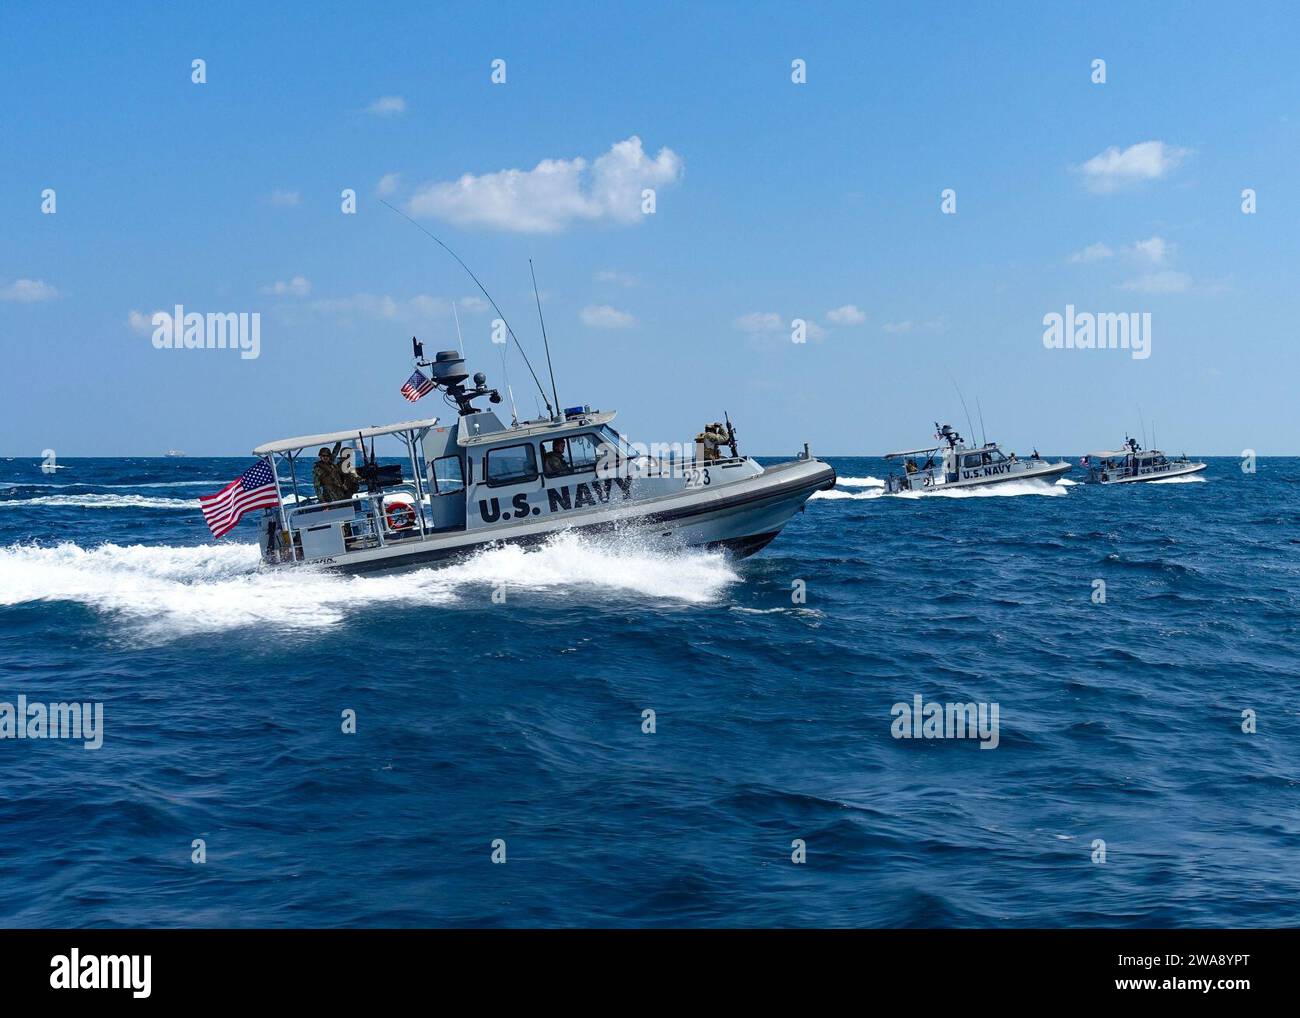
[0,532,738,640]
[813,475,1069,500]
[0,493,199,510]
[811,475,886,500]
[890,478,1069,499]
[1148,474,1207,484]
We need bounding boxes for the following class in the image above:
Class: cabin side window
[961,453,983,469]
[431,455,464,495]
[484,443,539,486]
[542,433,604,478]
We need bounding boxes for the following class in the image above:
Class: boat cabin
[253,405,755,565]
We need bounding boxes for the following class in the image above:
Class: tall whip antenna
[950,374,976,446]
[529,259,561,420]
[378,199,553,417]
[451,299,464,358]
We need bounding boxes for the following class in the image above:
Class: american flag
[401,368,434,403]
[200,458,280,539]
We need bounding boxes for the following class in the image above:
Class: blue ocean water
[1,455,1297,928]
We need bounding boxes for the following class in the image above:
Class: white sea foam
[0,532,738,640]
[889,478,1068,498]
[15,481,226,489]
[814,477,1067,500]
[811,487,885,500]
[1147,474,1207,484]
[834,476,885,488]
[0,494,198,510]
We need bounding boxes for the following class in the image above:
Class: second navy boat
[1080,437,1206,484]
[883,423,1071,494]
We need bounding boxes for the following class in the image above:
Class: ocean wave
[0,531,738,639]
[835,476,885,488]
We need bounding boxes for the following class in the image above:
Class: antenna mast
[529,259,561,420]
[451,299,465,358]
[378,199,553,418]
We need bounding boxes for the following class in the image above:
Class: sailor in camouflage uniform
[695,422,730,463]
[312,444,360,503]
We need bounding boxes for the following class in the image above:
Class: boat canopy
[884,445,941,460]
[253,417,440,456]
[1087,449,1130,459]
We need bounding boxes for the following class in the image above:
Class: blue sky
[3,1,1298,455]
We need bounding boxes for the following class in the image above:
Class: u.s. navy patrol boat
[882,423,1071,494]
[253,345,835,574]
[1080,437,1206,484]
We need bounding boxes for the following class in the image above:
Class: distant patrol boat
[882,423,1071,494]
[1080,437,1206,484]
[252,347,835,573]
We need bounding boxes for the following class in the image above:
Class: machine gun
[353,432,404,492]
[724,411,740,458]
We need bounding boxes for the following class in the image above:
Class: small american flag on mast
[200,458,280,539]
[401,368,434,403]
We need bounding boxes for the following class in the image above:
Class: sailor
[543,438,568,475]
[905,458,918,475]
[696,422,729,463]
[313,444,359,504]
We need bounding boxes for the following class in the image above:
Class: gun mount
[413,339,503,416]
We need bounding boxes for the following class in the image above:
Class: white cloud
[1120,270,1192,294]
[1069,242,1114,263]
[376,172,402,197]
[596,269,639,286]
[826,304,866,325]
[1129,236,1170,265]
[366,96,407,117]
[127,309,161,335]
[580,304,636,329]
[1077,140,1189,193]
[269,189,302,207]
[261,275,312,297]
[735,311,784,334]
[456,295,489,313]
[0,278,59,302]
[407,135,683,233]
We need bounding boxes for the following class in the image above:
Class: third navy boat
[252,344,836,574]
[1080,437,1206,484]
[883,423,1071,494]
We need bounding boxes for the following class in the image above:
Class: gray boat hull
[304,458,836,575]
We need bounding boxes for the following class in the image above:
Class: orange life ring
[385,500,415,530]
